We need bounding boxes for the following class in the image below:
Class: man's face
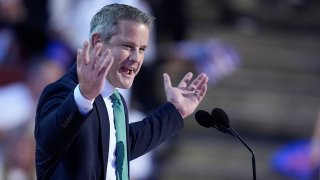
[103,20,149,89]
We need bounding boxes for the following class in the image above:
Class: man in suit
[35,3,208,180]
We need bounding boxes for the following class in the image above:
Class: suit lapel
[94,95,110,179]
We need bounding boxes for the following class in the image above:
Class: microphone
[195,110,214,128]
[195,108,257,180]
[195,109,234,136]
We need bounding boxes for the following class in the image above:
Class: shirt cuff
[74,84,94,115]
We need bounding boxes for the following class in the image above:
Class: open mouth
[120,66,135,75]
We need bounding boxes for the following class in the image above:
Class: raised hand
[77,41,114,101]
[163,72,208,118]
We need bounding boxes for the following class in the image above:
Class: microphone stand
[228,127,256,180]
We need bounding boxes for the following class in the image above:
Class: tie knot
[110,90,121,102]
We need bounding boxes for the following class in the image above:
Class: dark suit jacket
[35,65,184,180]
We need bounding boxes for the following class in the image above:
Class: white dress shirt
[73,82,117,180]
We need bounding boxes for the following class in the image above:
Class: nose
[129,49,139,62]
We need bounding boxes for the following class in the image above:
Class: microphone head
[211,108,230,128]
[195,110,214,128]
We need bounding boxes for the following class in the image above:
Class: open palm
[163,72,208,118]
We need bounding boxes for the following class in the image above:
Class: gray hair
[90,3,155,43]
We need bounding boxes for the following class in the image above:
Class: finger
[196,74,209,89]
[96,49,111,73]
[91,43,102,69]
[93,43,102,58]
[188,73,207,91]
[193,74,208,100]
[93,46,107,72]
[76,49,82,69]
[82,41,90,65]
[99,55,114,79]
[163,73,172,91]
[178,72,193,88]
[197,84,207,101]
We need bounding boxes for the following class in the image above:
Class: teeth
[122,66,135,74]
[125,67,133,74]
[128,67,135,72]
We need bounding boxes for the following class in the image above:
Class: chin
[118,85,131,89]
[117,82,133,89]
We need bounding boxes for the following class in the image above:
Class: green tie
[111,90,129,180]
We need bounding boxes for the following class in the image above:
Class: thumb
[163,73,172,91]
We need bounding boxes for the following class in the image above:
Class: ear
[90,33,102,48]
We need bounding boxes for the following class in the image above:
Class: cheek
[114,48,129,57]
[109,63,119,75]
[137,55,144,68]
[113,52,130,66]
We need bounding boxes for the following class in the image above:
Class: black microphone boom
[228,127,257,180]
[195,108,257,180]
[211,108,256,180]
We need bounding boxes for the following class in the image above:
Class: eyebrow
[124,41,148,49]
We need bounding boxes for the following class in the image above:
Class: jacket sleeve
[35,81,88,156]
[128,102,184,160]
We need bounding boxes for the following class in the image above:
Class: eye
[139,47,146,52]
[122,44,132,50]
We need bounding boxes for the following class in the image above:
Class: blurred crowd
[0,0,73,179]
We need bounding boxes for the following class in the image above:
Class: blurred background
[0,0,320,179]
